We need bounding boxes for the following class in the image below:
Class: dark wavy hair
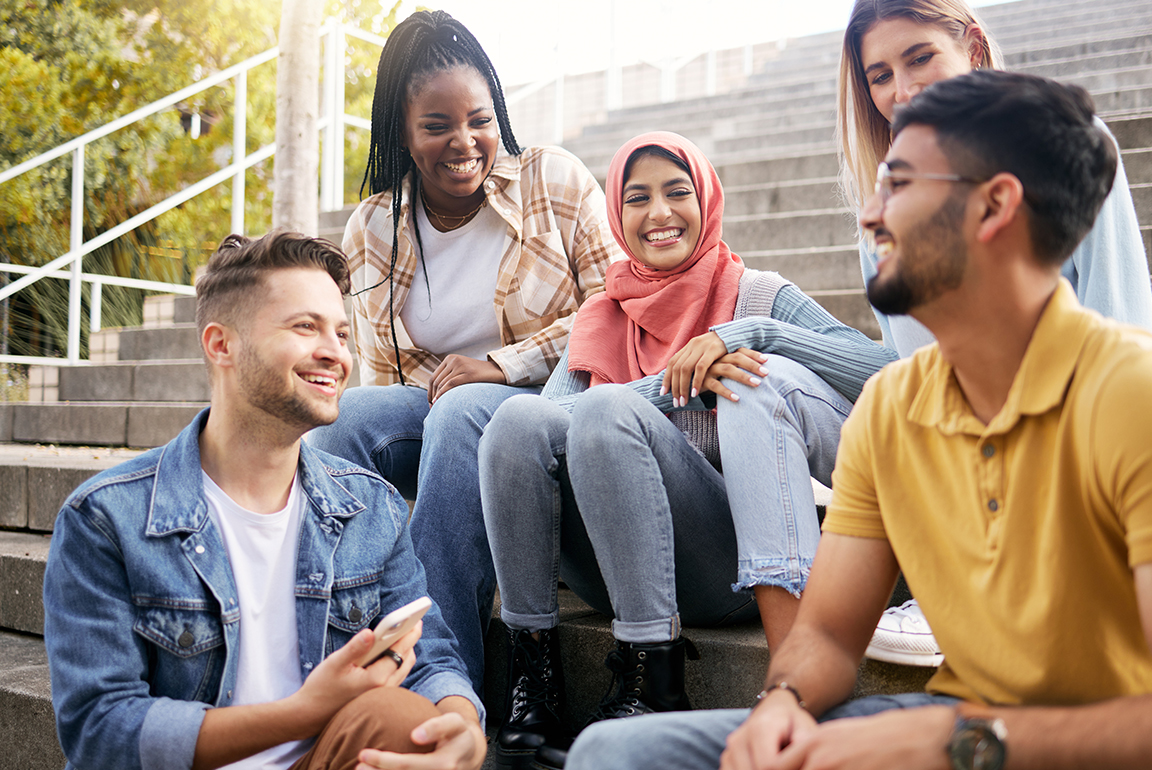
[359,10,522,384]
[893,70,1117,265]
[196,232,350,339]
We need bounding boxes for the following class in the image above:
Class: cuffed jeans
[719,354,852,596]
[307,382,537,697]
[566,692,962,770]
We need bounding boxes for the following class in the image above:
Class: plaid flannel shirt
[344,146,623,388]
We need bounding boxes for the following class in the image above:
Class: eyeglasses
[874,162,986,204]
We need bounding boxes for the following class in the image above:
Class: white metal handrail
[0,24,375,367]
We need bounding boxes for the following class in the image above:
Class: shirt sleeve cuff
[139,697,211,770]
[488,347,533,387]
[411,671,486,726]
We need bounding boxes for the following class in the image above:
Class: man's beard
[867,191,969,317]
[237,343,339,433]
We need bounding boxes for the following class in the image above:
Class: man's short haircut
[891,70,1117,266]
[195,231,351,338]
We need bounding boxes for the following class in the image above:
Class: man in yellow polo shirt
[565,70,1152,770]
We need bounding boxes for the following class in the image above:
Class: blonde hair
[836,0,1004,210]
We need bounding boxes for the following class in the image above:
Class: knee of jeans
[481,395,563,459]
[570,384,646,437]
[309,387,378,447]
[567,718,639,770]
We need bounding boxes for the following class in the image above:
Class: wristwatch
[946,715,1008,770]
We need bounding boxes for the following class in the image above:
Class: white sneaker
[864,600,944,667]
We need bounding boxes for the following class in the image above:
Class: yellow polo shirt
[826,280,1152,705]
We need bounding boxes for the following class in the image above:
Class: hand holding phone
[356,596,432,668]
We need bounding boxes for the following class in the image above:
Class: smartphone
[356,596,433,667]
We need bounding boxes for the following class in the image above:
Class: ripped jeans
[719,354,851,596]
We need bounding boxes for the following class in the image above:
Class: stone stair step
[141,293,197,329]
[741,246,862,293]
[9,403,206,449]
[722,178,842,217]
[482,588,932,731]
[27,361,209,404]
[0,630,64,770]
[0,532,51,634]
[91,323,202,363]
[0,445,145,532]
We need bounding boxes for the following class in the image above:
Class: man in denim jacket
[42,233,487,770]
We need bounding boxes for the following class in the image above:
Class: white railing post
[68,145,84,364]
[89,281,102,333]
[232,70,247,235]
[333,25,346,211]
[321,24,346,212]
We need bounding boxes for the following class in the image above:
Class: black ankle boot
[494,627,567,769]
[532,637,700,770]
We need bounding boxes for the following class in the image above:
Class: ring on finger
[382,648,405,668]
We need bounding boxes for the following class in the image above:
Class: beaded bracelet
[754,681,807,712]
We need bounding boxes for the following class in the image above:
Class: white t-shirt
[399,200,505,361]
[202,471,308,770]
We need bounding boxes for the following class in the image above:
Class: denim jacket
[43,410,482,770]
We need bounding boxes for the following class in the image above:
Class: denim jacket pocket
[134,605,226,703]
[325,578,381,653]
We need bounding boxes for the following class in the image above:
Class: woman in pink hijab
[478,132,896,770]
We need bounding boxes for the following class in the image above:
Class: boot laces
[587,648,645,723]
[509,633,557,719]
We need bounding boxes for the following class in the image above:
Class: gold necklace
[421,190,486,230]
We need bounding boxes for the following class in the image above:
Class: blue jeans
[718,354,851,596]
[307,382,537,696]
[481,384,778,643]
[566,692,962,770]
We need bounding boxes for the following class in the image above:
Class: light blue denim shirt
[43,409,482,770]
[860,118,1152,357]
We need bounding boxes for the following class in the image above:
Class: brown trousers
[289,687,441,770]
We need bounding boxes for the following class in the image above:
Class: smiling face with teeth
[861,125,973,317]
[233,267,353,433]
[403,66,499,222]
[620,154,702,271]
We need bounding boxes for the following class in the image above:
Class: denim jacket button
[349,607,362,623]
[177,630,195,648]
[195,545,205,554]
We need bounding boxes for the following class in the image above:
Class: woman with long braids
[309,10,621,699]
[836,0,1152,667]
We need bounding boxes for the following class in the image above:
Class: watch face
[949,719,1007,770]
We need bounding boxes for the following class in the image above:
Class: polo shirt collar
[908,279,1094,436]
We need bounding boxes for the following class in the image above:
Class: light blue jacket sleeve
[710,283,898,402]
[1061,119,1152,329]
[542,348,693,414]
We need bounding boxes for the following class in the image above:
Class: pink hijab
[566,132,744,386]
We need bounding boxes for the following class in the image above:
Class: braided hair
[357,10,523,385]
